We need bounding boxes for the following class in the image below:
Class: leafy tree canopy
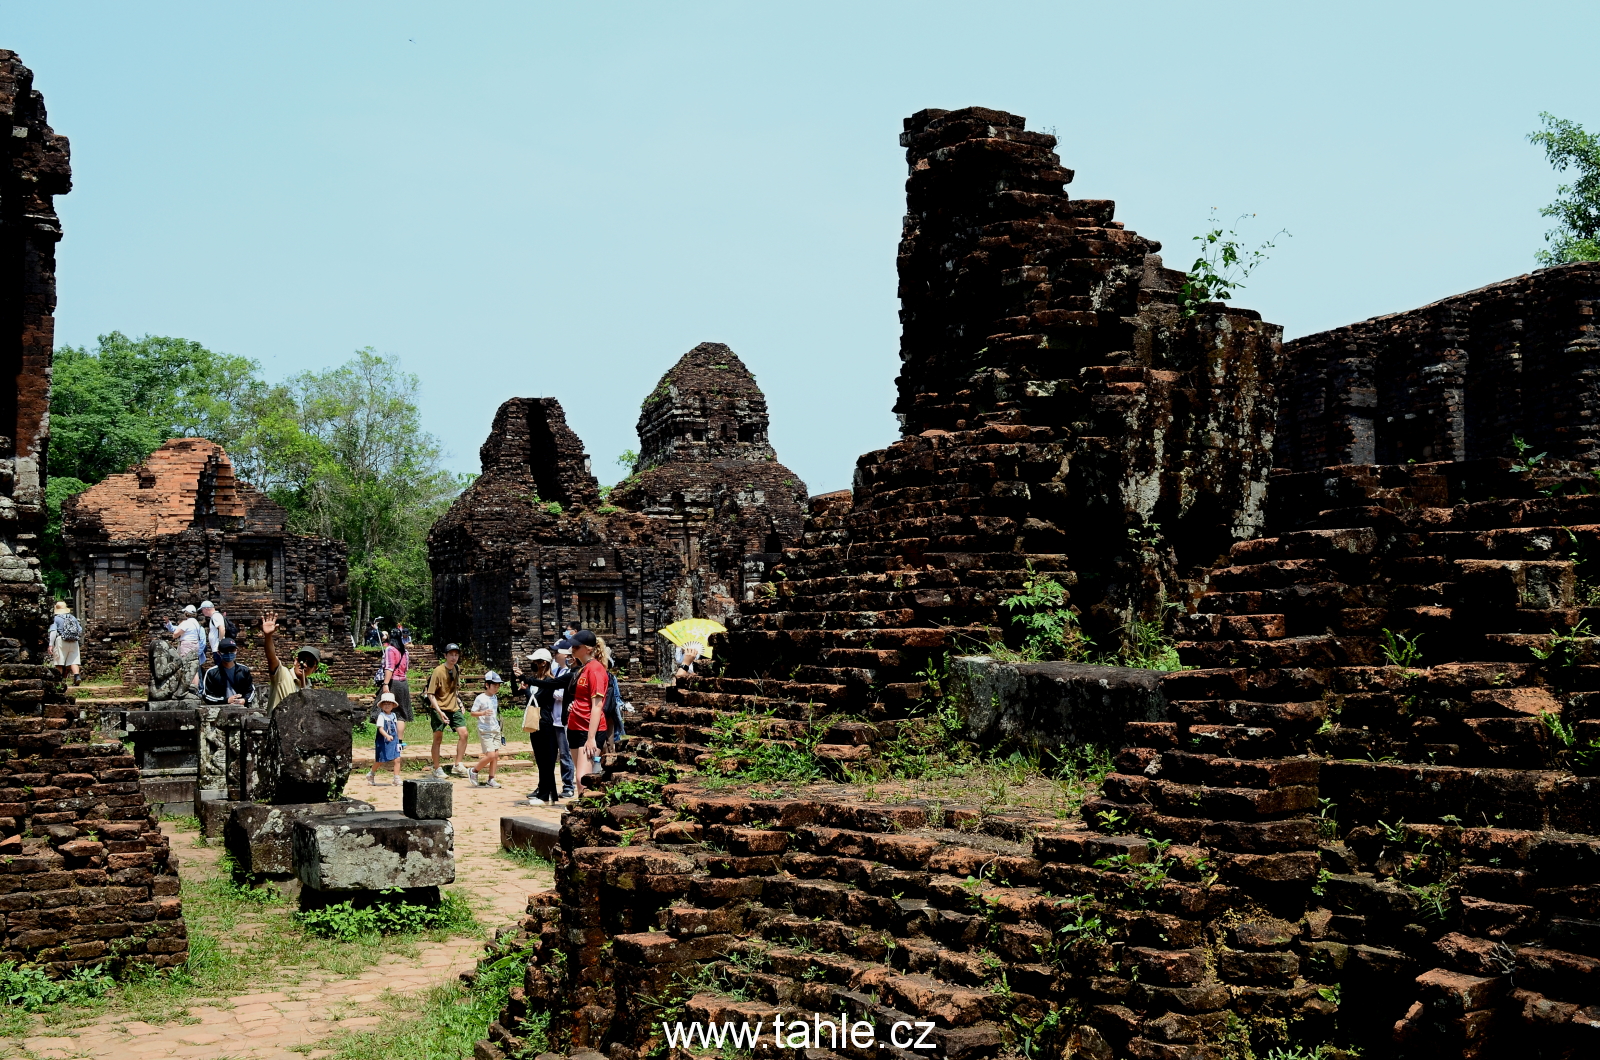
[50,332,261,482]
[44,338,458,632]
[1529,112,1600,266]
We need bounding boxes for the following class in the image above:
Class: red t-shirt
[566,659,610,733]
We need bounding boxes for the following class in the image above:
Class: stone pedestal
[223,798,375,877]
[293,811,455,893]
[126,708,199,816]
[501,814,560,861]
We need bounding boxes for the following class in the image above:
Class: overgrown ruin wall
[689,106,1282,728]
[0,50,70,651]
[478,108,1600,1060]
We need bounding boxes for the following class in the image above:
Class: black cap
[444,642,462,653]
[217,637,238,654]
[570,629,598,648]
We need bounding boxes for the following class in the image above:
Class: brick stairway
[1084,462,1600,1055]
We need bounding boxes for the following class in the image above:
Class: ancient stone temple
[430,397,685,674]
[430,346,807,674]
[610,342,808,619]
[0,49,70,651]
[63,437,350,670]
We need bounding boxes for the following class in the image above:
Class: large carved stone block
[223,798,374,876]
[258,689,358,803]
[293,811,455,892]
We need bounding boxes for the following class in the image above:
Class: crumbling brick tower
[0,50,69,647]
[429,397,686,673]
[0,51,185,976]
[670,107,1281,736]
[610,342,808,623]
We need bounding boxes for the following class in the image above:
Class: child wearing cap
[370,693,403,785]
[468,672,504,787]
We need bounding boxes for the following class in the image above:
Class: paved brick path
[14,777,561,1060]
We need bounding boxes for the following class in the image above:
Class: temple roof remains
[64,438,286,542]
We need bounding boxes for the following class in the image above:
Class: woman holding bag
[513,648,564,806]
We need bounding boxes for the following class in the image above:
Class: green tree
[1529,112,1600,265]
[43,333,263,596]
[49,332,262,482]
[234,349,461,634]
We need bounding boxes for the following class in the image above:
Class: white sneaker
[451,764,471,779]
[366,771,377,785]
[432,767,447,779]
[467,769,479,785]
[486,778,502,788]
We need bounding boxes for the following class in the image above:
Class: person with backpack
[550,640,576,799]
[49,601,83,686]
[377,629,414,724]
[563,630,609,795]
[199,637,255,705]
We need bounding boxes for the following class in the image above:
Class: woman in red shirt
[566,630,609,793]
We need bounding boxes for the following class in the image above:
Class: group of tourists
[366,635,509,788]
[512,627,625,807]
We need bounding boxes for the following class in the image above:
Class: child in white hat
[369,692,403,785]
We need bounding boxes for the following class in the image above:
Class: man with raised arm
[261,611,320,712]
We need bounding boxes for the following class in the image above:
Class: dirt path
[15,779,562,1060]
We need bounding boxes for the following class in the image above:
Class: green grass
[295,937,546,1060]
[0,830,488,1042]
[494,845,554,874]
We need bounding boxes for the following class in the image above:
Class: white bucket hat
[378,692,397,705]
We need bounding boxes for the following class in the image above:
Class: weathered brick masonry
[0,50,69,650]
[1274,263,1600,471]
[677,106,1281,749]
[0,676,185,973]
[0,51,187,978]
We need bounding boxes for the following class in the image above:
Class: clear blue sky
[8,2,1596,493]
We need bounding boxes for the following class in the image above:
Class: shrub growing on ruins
[1178,210,1288,317]
[295,890,476,941]
[1000,564,1091,661]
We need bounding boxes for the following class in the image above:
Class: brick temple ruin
[0,51,185,976]
[63,437,351,672]
[429,343,806,674]
[482,108,1600,1060]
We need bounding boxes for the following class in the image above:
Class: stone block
[196,795,239,839]
[501,815,559,862]
[950,657,1168,755]
[293,811,455,892]
[223,798,374,876]
[404,778,453,820]
[257,689,358,804]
